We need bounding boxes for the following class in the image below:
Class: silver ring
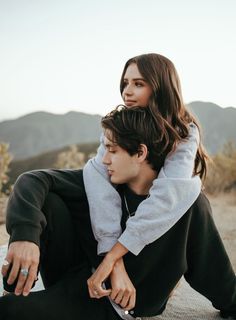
[3,259,10,266]
[20,268,29,277]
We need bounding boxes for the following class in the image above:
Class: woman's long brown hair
[120,53,209,179]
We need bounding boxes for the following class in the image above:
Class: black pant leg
[39,192,85,287]
[2,191,79,292]
[0,192,120,320]
[0,263,122,320]
[122,193,236,317]
[184,193,236,313]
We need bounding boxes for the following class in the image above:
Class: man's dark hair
[101,105,173,173]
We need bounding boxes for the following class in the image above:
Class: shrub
[54,145,86,169]
[0,142,12,196]
[204,141,236,194]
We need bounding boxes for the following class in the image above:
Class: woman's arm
[87,242,136,309]
[84,124,201,257]
[118,123,202,255]
[83,135,123,255]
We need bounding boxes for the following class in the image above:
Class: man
[1,106,236,319]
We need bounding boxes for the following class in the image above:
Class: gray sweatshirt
[83,123,201,256]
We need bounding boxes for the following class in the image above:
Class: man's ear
[137,144,148,162]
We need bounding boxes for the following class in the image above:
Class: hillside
[0,102,236,160]
[188,101,236,154]
[7,142,99,185]
[0,111,102,159]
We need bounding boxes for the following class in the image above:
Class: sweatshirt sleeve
[83,134,123,255]
[118,123,202,255]
[83,124,201,256]
[6,169,85,247]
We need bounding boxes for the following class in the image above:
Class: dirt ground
[0,193,235,271]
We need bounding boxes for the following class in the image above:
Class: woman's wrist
[105,242,128,265]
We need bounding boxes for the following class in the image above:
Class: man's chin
[110,176,127,185]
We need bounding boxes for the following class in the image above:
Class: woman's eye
[135,82,143,87]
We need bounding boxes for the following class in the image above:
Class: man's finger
[1,259,11,277]
[22,264,38,296]
[7,259,20,285]
[120,291,130,308]
[125,291,136,311]
[114,290,124,304]
[14,266,30,296]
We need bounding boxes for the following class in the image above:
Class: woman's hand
[1,241,40,296]
[110,258,136,311]
[87,242,128,299]
[87,254,114,298]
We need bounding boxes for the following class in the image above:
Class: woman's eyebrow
[123,77,146,81]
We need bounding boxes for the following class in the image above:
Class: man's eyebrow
[104,140,118,148]
[104,142,115,148]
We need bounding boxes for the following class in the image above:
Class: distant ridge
[188,101,236,154]
[0,111,102,159]
[0,102,235,160]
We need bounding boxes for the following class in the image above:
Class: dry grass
[0,197,7,225]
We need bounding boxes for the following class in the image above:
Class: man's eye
[109,149,116,153]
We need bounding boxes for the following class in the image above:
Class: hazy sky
[0,0,235,121]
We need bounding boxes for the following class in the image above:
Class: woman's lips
[125,100,136,106]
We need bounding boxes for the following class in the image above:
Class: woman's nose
[123,83,133,96]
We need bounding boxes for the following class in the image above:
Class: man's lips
[107,170,114,176]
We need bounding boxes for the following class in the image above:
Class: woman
[84,53,206,258]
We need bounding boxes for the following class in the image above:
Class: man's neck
[127,167,157,195]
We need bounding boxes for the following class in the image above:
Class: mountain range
[0,101,235,160]
[0,111,102,159]
[188,101,236,154]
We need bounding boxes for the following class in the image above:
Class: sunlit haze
[0,0,235,121]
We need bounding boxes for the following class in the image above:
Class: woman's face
[122,63,153,108]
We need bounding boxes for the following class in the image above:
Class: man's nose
[102,151,110,165]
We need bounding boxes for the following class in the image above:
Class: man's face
[102,130,140,185]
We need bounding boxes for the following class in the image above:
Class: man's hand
[110,258,136,311]
[1,241,40,296]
